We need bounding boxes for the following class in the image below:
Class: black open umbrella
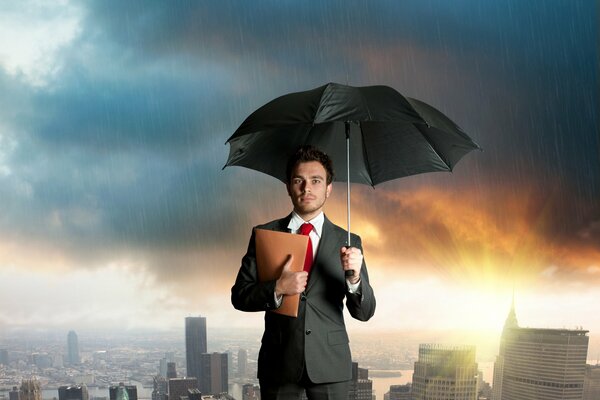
[224,82,480,251]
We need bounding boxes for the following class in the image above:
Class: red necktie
[299,223,314,274]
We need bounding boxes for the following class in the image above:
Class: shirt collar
[288,211,324,238]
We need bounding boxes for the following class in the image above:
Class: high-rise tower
[67,330,80,365]
[199,352,228,395]
[109,383,137,400]
[583,364,600,400]
[20,379,42,400]
[492,300,589,400]
[237,349,248,378]
[185,316,207,383]
[58,386,89,400]
[348,362,373,400]
[411,344,478,400]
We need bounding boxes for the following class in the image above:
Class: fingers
[277,254,309,296]
[340,247,363,263]
[282,254,294,271]
[340,246,363,281]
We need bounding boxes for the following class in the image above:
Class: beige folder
[254,228,309,317]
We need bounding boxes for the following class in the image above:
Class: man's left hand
[340,246,362,285]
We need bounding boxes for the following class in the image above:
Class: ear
[286,182,292,196]
[326,183,332,198]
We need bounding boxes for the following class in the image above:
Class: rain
[0,0,598,355]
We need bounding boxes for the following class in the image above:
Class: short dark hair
[286,145,335,184]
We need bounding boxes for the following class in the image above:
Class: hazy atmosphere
[0,0,598,356]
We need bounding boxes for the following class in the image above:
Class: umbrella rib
[357,90,373,121]
[358,122,376,187]
[414,124,453,170]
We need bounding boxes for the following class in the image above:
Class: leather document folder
[254,228,308,317]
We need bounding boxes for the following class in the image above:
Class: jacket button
[300,294,306,301]
[305,329,312,335]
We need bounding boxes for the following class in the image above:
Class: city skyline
[0,0,598,346]
[1,314,598,400]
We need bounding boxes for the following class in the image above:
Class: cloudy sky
[0,0,598,353]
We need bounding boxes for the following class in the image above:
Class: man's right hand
[275,255,308,296]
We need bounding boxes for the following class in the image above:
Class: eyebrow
[292,174,325,180]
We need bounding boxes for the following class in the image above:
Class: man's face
[287,161,332,220]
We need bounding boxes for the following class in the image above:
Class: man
[231,145,376,400]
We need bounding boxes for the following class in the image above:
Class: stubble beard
[294,196,326,218]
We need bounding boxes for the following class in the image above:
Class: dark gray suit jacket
[231,214,376,384]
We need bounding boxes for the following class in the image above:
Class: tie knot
[299,223,313,236]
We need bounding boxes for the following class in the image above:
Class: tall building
[242,384,260,400]
[67,330,81,365]
[167,378,197,400]
[186,389,202,400]
[492,300,589,400]
[185,317,207,384]
[167,362,178,379]
[58,386,89,400]
[348,362,373,400]
[9,387,20,400]
[411,344,478,400]
[237,349,248,378]
[477,371,493,400]
[152,376,168,400]
[384,384,411,400]
[20,379,42,400]
[160,352,176,377]
[109,383,138,400]
[159,358,168,378]
[0,349,9,365]
[200,352,228,395]
[582,364,600,400]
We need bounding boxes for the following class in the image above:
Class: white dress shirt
[274,211,360,307]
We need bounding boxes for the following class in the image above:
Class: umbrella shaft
[346,121,351,247]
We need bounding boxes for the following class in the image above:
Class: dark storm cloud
[0,0,597,279]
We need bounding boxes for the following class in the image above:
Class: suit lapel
[306,215,342,292]
[273,214,292,233]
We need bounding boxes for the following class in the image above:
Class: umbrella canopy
[225,82,480,186]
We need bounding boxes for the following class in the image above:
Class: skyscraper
[0,349,9,365]
[67,330,81,365]
[411,344,478,400]
[167,362,177,379]
[242,384,260,400]
[185,317,207,383]
[237,349,248,378]
[583,364,600,400]
[20,379,42,400]
[167,378,197,400]
[152,376,168,400]
[109,383,138,400]
[199,352,228,395]
[348,362,373,400]
[160,351,176,377]
[58,386,89,400]
[9,387,20,400]
[492,301,589,400]
[384,384,412,400]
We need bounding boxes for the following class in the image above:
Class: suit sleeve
[345,234,376,321]
[231,228,280,312]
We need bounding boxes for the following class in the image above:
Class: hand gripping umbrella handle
[345,121,354,278]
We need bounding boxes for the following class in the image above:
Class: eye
[312,179,321,184]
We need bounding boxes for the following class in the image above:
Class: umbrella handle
[345,121,354,278]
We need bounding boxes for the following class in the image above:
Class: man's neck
[294,210,322,222]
